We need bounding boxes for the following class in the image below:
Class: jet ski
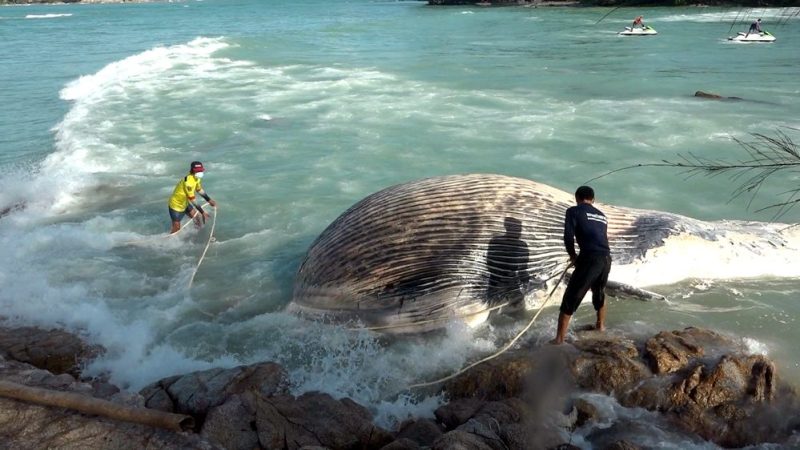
[728,31,776,43]
[619,26,657,36]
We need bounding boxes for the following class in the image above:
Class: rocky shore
[0,324,798,449]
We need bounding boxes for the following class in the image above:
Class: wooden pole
[0,380,194,432]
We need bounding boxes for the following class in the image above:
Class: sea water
[1,0,799,438]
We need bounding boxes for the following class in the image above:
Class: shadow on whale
[289,174,800,334]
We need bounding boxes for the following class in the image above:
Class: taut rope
[408,262,570,389]
[188,206,217,289]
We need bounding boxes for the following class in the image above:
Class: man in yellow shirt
[168,161,217,234]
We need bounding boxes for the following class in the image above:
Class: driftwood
[0,380,194,432]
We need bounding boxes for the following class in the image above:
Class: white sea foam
[741,337,769,355]
[6,37,233,215]
[25,13,72,19]
[658,8,800,23]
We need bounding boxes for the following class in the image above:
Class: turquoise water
[1,0,800,437]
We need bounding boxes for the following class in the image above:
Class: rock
[623,351,800,448]
[472,399,522,427]
[434,398,484,429]
[455,418,505,450]
[694,90,723,99]
[668,354,775,410]
[380,438,421,450]
[255,391,393,450]
[643,327,731,375]
[694,90,743,101]
[570,336,651,394]
[0,356,127,405]
[432,430,495,450]
[396,418,442,446]
[141,362,288,416]
[443,352,534,400]
[0,326,103,377]
[573,398,599,428]
[0,396,220,449]
[604,440,641,450]
[200,394,259,450]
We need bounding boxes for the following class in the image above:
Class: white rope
[408,263,571,390]
[188,206,217,289]
[119,202,211,247]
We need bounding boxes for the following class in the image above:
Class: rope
[119,202,211,247]
[347,278,541,332]
[188,205,217,289]
[408,263,571,390]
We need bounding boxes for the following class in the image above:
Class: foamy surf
[25,13,73,19]
[658,8,800,23]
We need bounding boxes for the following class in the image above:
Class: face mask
[194,172,204,179]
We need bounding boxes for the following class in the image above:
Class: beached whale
[289,174,800,333]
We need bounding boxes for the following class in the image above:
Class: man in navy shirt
[552,186,612,345]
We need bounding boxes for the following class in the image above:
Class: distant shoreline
[0,0,172,5]
[3,0,796,5]
[428,0,796,6]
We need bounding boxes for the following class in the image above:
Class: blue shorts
[169,204,195,222]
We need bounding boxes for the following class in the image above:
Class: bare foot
[595,323,606,332]
[549,338,564,345]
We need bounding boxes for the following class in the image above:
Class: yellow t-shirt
[168,173,203,212]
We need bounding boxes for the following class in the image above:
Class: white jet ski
[619,26,657,36]
[728,31,776,43]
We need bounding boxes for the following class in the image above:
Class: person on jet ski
[631,16,645,30]
[746,18,762,37]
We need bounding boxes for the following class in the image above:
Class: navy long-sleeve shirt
[563,202,610,259]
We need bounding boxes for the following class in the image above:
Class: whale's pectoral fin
[606,280,666,301]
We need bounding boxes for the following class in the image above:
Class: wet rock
[255,391,393,450]
[200,394,259,450]
[380,438,421,450]
[622,350,800,447]
[0,356,128,405]
[431,429,495,450]
[455,418,505,450]
[0,326,103,377]
[475,399,522,424]
[694,90,743,101]
[396,418,443,446]
[443,352,534,400]
[662,354,785,446]
[694,90,723,99]
[141,362,288,416]
[570,336,651,394]
[0,389,217,449]
[573,397,599,428]
[434,398,484,429]
[668,355,773,409]
[604,439,641,450]
[643,327,730,375]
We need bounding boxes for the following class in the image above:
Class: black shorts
[559,253,612,315]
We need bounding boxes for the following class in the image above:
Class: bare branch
[585,129,800,221]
